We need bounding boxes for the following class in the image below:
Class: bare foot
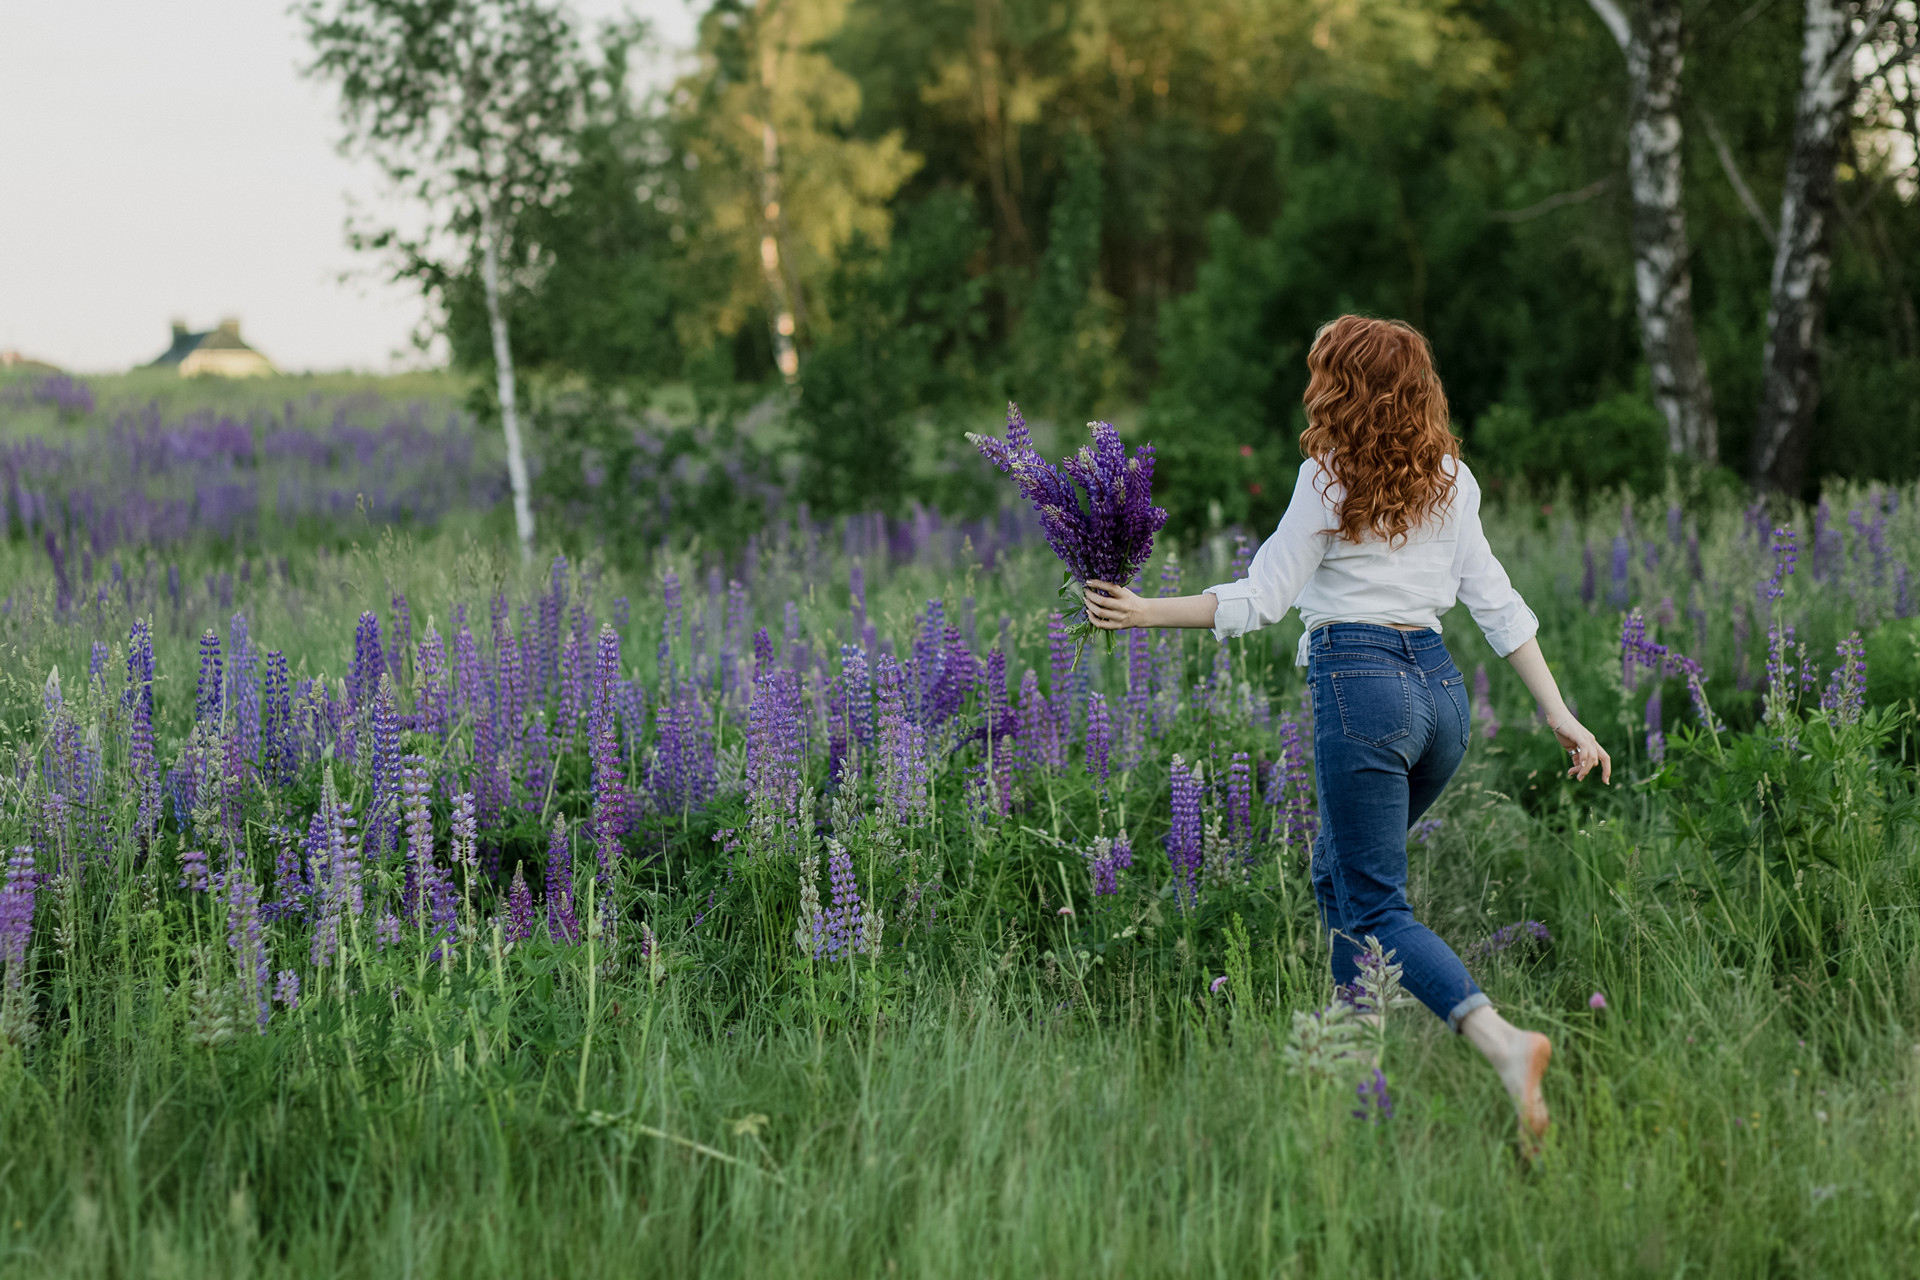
[1498,1031,1552,1140]
[1460,1007,1553,1141]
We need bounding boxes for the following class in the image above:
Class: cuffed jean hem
[1446,992,1491,1034]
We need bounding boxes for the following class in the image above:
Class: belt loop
[1402,629,1415,660]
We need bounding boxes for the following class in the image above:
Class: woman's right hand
[1548,712,1612,784]
[1084,580,1151,630]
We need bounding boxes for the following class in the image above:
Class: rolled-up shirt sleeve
[1204,462,1334,642]
[1451,472,1538,656]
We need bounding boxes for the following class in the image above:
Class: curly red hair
[1299,314,1461,546]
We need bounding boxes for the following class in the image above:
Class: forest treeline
[306,0,1920,549]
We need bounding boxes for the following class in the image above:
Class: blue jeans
[1307,623,1489,1031]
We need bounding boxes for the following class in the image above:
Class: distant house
[0,350,61,373]
[149,318,277,377]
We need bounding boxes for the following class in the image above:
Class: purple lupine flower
[1166,754,1204,909]
[1765,525,1798,603]
[968,404,1169,640]
[1226,752,1252,856]
[1666,504,1683,546]
[389,591,413,690]
[1275,711,1317,851]
[264,822,306,922]
[262,650,295,787]
[452,623,486,724]
[273,969,300,1012]
[226,870,270,1029]
[1084,834,1123,895]
[196,628,223,726]
[545,816,577,942]
[1014,668,1050,779]
[416,624,452,741]
[1608,536,1631,608]
[1645,688,1666,765]
[227,613,260,765]
[505,865,536,944]
[1085,692,1113,791]
[401,757,443,931]
[1822,632,1867,724]
[980,648,1017,816]
[613,595,630,631]
[349,611,383,713]
[1811,499,1840,582]
[369,676,403,859]
[1897,563,1914,619]
[911,600,945,721]
[875,653,929,825]
[309,771,363,969]
[1352,1069,1393,1123]
[1579,541,1596,607]
[1,848,36,993]
[1467,920,1552,961]
[449,791,478,877]
[126,621,160,847]
[659,570,682,680]
[589,625,627,878]
[1471,664,1500,741]
[179,845,210,892]
[557,630,585,743]
[818,839,865,962]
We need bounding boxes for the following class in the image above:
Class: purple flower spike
[967,404,1168,643]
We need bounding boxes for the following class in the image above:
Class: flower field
[2,378,1919,1277]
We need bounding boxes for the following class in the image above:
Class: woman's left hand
[1083,580,1151,630]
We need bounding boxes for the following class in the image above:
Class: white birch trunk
[1589,0,1719,464]
[1751,0,1856,493]
[480,202,536,562]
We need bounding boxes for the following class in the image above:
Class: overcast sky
[0,0,699,374]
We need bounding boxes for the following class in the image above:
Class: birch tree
[303,0,590,561]
[1750,0,1902,494]
[680,0,920,383]
[1584,0,1718,464]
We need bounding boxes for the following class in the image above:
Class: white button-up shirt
[1205,456,1538,665]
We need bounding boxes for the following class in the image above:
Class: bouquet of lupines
[968,403,1168,652]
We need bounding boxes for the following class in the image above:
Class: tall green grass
[2,480,1919,1276]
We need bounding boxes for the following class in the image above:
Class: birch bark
[480,202,536,562]
[1751,0,1863,493]
[1587,0,1719,464]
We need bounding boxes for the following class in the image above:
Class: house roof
[149,318,262,365]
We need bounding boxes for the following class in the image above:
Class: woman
[1085,314,1609,1140]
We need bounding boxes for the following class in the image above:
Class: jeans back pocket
[1329,670,1412,747]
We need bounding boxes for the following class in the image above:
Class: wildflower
[1352,1068,1394,1123]
[1820,633,1866,725]
[1058,905,1075,917]
[349,611,383,712]
[1589,991,1608,1010]
[225,870,269,1029]
[967,403,1169,645]
[1210,975,1229,996]
[273,969,300,1012]
[1467,920,1551,961]
[1609,536,1630,608]
[1409,817,1443,847]
[546,816,577,943]
[1225,752,1253,857]
[1,849,36,995]
[1764,525,1798,603]
[1166,755,1204,909]
[505,866,536,944]
[1085,693,1113,790]
[1645,689,1666,764]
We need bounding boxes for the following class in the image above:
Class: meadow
[1,373,1919,1277]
